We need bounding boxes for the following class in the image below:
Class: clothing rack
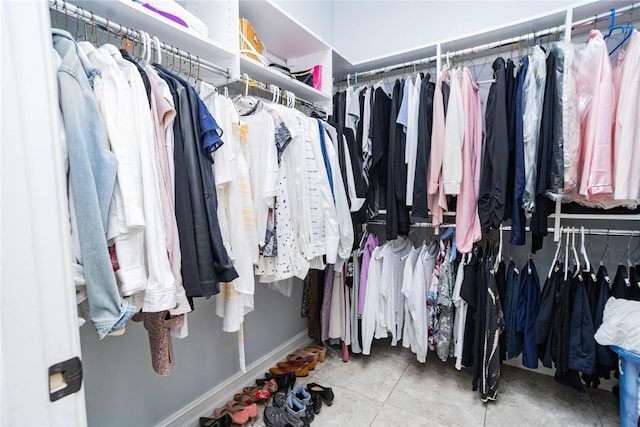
[222,74,327,117]
[335,2,640,85]
[48,0,231,79]
[368,221,637,238]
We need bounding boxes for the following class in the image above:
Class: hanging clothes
[452,255,467,370]
[530,45,561,253]
[521,46,546,215]
[568,272,596,374]
[52,29,136,338]
[437,241,455,362]
[516,259,540,369]
[427,67,450,229]
[613,30,640,204]
[510,56,529,246]
[504,58,517,221]
[455,68,483,253]
[504,260,523,360]
[412,75,435,218]
[479,57,509,233]
[386,80,410,240]
[535,262,561,368]
[367,86,392,218]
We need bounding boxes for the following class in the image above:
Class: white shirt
[452,255,467,370]
[379,238,413,346]
[345,86,360,135]
[443,68,465,195]
[361,245,383,355]
[406,74,422,205]
[104,45,176,312]
[401,246,420,352]
[80,42,147,299]
[240,109,278,253]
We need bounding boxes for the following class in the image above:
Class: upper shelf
[238,0,329,60]
[72,0,237,68]
[239,55,330,104]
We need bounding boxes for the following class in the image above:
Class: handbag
[291,65,322,91]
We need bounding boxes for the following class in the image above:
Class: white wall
[332,1,576,64]
[270,0,335,46]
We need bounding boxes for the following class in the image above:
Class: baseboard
[157,330,314,427]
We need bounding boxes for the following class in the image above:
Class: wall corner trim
[156,330,313,427]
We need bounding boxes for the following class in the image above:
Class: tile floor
[252,338,620,427]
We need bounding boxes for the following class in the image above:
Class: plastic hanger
[146,33,153,64]
[269,84,277,102]
[493,224,503,273]
[571,228,582,278]
[603,8,634,55]
[580,226,591,272]
[564,228,570,282]
[153,36,162,64]
[548,227,563,279]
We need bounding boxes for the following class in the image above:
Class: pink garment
[428,68,449,228]
[358,233,379,315]
[576,30,614,199]
[146,67,191,316]
[613,30,640,203]
[455,69,483,253]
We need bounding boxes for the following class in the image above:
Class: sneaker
[263,393,306,427]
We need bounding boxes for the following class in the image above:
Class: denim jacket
[52,29,135,339]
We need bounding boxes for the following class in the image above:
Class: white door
[1,0,87,425]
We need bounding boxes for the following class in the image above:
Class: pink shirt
[428,68,449,228]
[576,30,614,199]
[455,68,483,253]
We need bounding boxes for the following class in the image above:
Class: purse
[291,65,323,91]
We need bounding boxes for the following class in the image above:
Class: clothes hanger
[571,227,582,278]
[548,226,563,279]
[603,8,634,55]
[146,33,153,65]
[580,226,591,272]
[92,13,100,46]
[493,224,503,273]
[564,227,570,282]
[153,36,162,64]
[243,73,250,97]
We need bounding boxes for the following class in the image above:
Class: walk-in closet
[2,1,640,426]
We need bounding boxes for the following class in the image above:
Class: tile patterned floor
[250,339,620,427]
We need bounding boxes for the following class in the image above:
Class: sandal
[213,403,256,426]
[225,401,258,420]
[233,380,275,405]
[276,357,317,371]
[304,345,327,362]
[286,349,318,364]
[256,372,295,392]
[269,364,311,377]
[199,413,232,427]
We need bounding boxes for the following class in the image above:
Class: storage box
[239,18,265,63]
[611,346,640,427]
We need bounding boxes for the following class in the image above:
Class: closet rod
[366,220,455,229]
[232,74,324,113]
[335,2,640,83]
[498,226,639,238]
[48,0,231,79]
[368,222,637,237]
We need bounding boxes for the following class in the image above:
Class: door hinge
[49,357,82,402]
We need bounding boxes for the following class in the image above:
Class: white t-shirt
[406,74,422,205]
